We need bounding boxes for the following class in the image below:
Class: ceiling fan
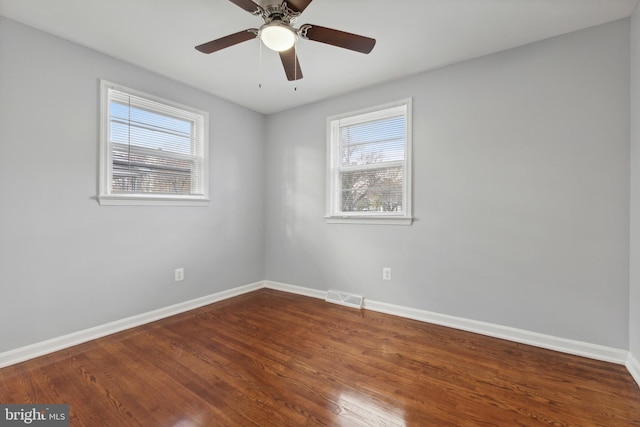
[195,0,376,81]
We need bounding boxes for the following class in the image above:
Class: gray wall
[0,17,266,352]
[265,19,631,349]
[631,7,640,359]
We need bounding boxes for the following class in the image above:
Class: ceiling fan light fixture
[260,22,296,52]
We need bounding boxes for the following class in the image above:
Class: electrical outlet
[174,268,184,282]
[382,267,391,281]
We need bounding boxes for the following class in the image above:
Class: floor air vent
[325,290,364,309]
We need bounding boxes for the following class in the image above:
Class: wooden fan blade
[279,47,303,81]
[300,24,376,54]
[195,29,258,54]
[228,0,261,14]
[285,0,313,14]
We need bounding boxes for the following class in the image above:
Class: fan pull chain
[294,39,298,91]
[258,37,262,89]
[258,38,263,88]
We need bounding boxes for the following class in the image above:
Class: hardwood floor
[1,289,639,426]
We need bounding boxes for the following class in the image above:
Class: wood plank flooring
[1,289,639,426]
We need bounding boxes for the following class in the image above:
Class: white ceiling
[1,0,638,114]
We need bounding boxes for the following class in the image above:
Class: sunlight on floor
[337,393,406,427]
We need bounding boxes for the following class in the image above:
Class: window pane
[110,101,192,155]
[340,167,404,212]
[326,99,411,221]
[99,80,209,205]
[111,147,197,195]
[340,115,405,166]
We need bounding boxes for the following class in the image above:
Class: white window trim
[325,98,413,225]
[98,80,210,206]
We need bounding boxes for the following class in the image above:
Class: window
[326,99,412,225]
[98,80,209,206]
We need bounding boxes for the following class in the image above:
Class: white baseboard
[1,279,635,389]
[264,280,326,299]
[626,353,640,387]
[363,299,629,365]
[266,281,630,366]
[0,281,264,369]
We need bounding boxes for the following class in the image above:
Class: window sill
[98,194,210,206]
[325,216,413,225]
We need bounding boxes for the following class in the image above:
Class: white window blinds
[99,80,209,206]
[327,100,412,224]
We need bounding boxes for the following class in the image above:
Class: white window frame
[326,98,413,225]
[98,80,210,206]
